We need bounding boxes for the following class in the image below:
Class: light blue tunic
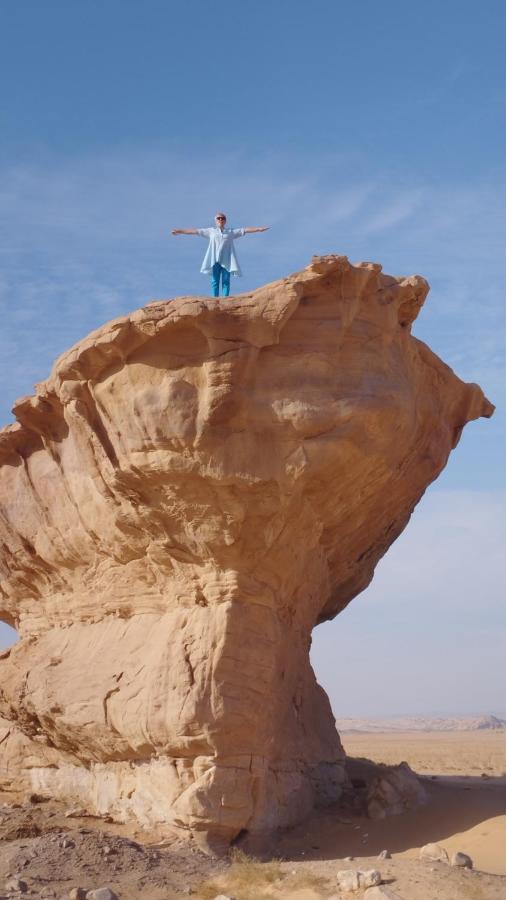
[197,226,245,276]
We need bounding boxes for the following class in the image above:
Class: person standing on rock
[172,212,269,297]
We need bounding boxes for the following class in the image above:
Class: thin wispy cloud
[361,189,425,234]
[321,184,374,225]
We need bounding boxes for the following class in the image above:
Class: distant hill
[336,714,506,733]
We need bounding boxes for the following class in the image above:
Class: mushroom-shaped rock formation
[0,255,493,849]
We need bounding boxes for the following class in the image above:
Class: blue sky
[0,0,504,716]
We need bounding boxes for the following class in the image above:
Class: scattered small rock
[344,855,354,861]
[62,837,75,849]
[451,851,473,869]
[337,869,382,891]
[85,890,118,900]
[419,842,449,863]
[377,849,391,860]
[69,890,87,900]
[337,869,360,891]
[5,876,29,893]
[213,895,236,900]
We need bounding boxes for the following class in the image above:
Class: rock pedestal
[0,255,493,848]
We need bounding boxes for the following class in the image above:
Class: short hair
[215,211,227,219]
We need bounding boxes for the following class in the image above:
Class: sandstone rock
[377,849,391,859]
[420,842,449,862]
[69,890,87,900]
[361,871,382,888]
[336,870,361,892]
[337,868,381,891]
[0,255,493,848]
[451,851,473,868]
[367,761,428,819]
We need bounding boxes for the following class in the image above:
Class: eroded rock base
[0,709,346,849]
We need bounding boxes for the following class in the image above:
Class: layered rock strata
[0,255,493,848]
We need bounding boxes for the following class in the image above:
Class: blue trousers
[211,263,231,297]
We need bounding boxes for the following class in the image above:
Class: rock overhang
[0,254,493,848]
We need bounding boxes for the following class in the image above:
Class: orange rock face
[0,256,493,849]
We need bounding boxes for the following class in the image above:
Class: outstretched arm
[172,229,201,235]
[244,226,269,234]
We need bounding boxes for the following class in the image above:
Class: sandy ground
[0,732,505,898]
[341,730,506,878]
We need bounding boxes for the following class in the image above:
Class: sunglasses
[215,216,226,220]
